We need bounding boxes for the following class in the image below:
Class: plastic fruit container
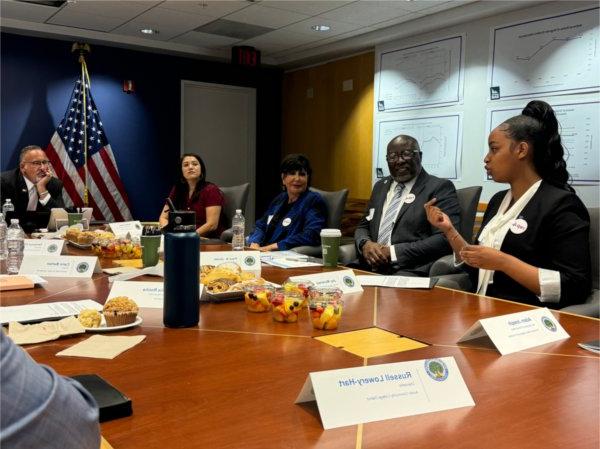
[270,290,303,323]
[309,288,344,330]
[243,285,274,313]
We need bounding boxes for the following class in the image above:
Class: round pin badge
[404,193,416,204]
[510,218,528,234]
[282,217,292,227]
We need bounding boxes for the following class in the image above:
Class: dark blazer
[247,190,326,250]
[471,181,591,308]
[355,169,460,275]
[0,168,65,215]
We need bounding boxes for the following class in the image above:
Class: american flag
[45,71,132,222]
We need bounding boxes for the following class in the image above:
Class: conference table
[2,243,599,449]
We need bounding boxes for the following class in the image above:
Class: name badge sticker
[267,215,274,224]
[366,208,375,221]
[404,193,416,204]
[510,218,528,234]
[282,217,292,227]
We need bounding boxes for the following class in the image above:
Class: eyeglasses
[386,151,420,162]
[25,160,51,167]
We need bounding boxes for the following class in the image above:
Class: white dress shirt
[24,177,51,211]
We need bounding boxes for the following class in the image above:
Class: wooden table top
[3,243,599,449]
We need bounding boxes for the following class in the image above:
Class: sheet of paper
[19,255,101,278]
[357,275,431,289]
[0,299,103,324]
[295,357,474,429]
[24,239,65,255]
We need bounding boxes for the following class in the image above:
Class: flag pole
[72,42,91,207]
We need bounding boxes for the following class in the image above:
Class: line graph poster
[485,101,599,183]
[490,7,599,99]
[377,36,464,111]
[375,114,462,180]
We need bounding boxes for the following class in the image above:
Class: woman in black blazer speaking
[425,100,590,308]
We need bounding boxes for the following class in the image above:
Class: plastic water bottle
[2,199,14,215]
[7,219,25,275]
[0,213,7,261]
[232,209,245,251]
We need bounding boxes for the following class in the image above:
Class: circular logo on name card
[76,262,89,273]
[404,193,416,204]
[541,316,557,332]
[425,359,449,382]
[343,276,355,287]
[47,244,58,253]
[244,256,256,266]
[510,218,528,234]
[282,218,292,227]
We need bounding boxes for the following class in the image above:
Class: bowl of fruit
[281,280,314,308]
[92,236,142,259]
[270,290,303,323]
[308,288,344,330]
[243,285,275,313]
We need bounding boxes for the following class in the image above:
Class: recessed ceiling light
[311,25,331,32]
[140,28,159,35]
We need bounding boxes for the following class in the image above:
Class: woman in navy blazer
[248,154,326,251]
[425,100,590,308]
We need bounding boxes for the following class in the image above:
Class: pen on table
[285,257,309,262]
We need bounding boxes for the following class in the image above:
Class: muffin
[78,309,102,328]
[103,296,139,326]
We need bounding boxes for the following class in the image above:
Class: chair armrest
[561,290,600,318]
[220,228,233,243]
[339,244,357,265]
[429,254,462,276]
[433,273,471,291]
[291,246,322,257]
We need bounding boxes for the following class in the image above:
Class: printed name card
[289,269,363,294]
[295,357,474,429]
[109,221,143,237]
[107,281,204,309]
[18,255,101,278]
[457,307,569,355]
[200,251,261,275]
[24,239,65,256]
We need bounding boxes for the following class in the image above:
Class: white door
[181,80,256,228]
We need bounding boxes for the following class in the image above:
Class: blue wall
[1,33,283,220]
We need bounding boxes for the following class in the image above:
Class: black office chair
[219,183,250,242]
[291,187,349,257]
[561,207,599,317]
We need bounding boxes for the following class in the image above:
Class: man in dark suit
[354,135,460,276]
[0,145,65,217]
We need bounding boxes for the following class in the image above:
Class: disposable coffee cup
[67,213,83,226]
[141,235,161,267]
[320,229,342,267]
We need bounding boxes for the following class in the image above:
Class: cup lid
[320,228,341,237]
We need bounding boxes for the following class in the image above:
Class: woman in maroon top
[159,153,225,238]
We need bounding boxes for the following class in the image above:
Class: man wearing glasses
[0,145,65,216]
[354,135,460,276]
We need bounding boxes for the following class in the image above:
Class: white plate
[66,240,92,249]
[84,315,143,332]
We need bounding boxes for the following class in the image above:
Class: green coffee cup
[67,213,83,226]
[141,235,162,267]
[320,229,342,267]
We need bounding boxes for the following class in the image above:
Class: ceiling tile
[319,1,413,26]
[224,3,310,28]
[46,10,129,32]
[158,0,250,18]
[56,1,158,19]
[170,30,242,48]
[0,0,58,22]
[261,1,352,16]
[240,28,322,53]
[283,16,363,37]
[195,19,274,40]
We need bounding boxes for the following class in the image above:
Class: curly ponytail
[502,100,573,191]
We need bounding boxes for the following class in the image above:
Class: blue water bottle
[163,207,200,328]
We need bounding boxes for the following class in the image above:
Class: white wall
[374,1,599,207]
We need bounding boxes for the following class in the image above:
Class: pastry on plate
[103,296,139,326]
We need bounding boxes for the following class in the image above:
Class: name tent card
[457,307,569,355]
[107,281,204,309]
[200,251,261,276]
[109,221,143,237]
[24,239,65,256]
[18,255,101,278]
[295,357,474,429]
[289,269,363,294]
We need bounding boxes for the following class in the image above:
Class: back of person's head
[502,100,572,191]
[280,154,312,179]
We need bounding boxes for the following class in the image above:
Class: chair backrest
[589,207,599,291]
[220,183,250,228]
[456,186,482,243]
[310,187,349,229]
